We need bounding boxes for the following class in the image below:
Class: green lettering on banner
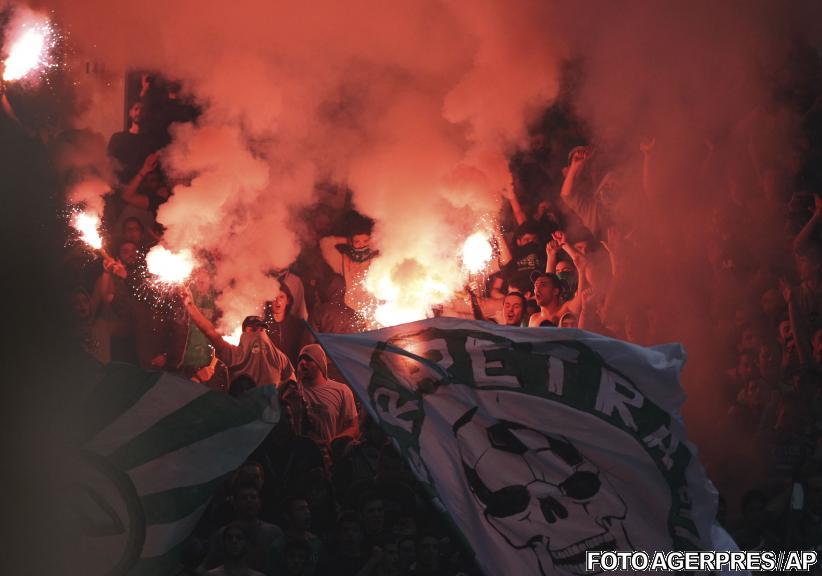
[366,328,703,551]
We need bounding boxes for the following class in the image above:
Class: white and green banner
[317,317,719,576]
[64,363,279,576]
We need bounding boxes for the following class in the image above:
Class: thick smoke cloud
[39,0,570,328]
[31,0,822,478]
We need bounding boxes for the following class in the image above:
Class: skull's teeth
[551,532,614,561]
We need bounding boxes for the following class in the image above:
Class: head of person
[122,217,145,245]
[416,534,440,572]
[284,496,312,532]
[398,536,416,570]
[760,288,784,318]
[513,221,542,248]
[533,273,563,308]
[222,522,250,562]
[736,351,756,382]
[271,283,293,321]
[569,229,597,256]
[346,212,375,253]
[559,312,578,328]
[796,248,822,282]
[297,344,328,385]
[359,494,385,536]
[234,461,265,492]
[127,100,143,127]
[284,539,310,576]
[502,292,526,326]
[737,326,762,354]
[71,288,92,320]
[337,511,364,554]
[379,540,400,576]
[118,240,140,267]
[242,315,266,334]
[233,484,263,521]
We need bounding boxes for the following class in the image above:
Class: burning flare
[224,326,243,346]
[2,13,55,82]
[462,231,493,273]
[72,211,103,251]
[146,246,195,285]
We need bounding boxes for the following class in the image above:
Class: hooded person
[262,282,310,365]
[294,344,359,448]
[183,286,295,388]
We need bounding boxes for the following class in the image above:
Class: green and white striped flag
[63,363,279,576]
[316,317,722,576]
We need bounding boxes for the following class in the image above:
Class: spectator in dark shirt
[107,100,154,184]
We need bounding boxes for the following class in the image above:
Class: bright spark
[72,212,103,250]
[146,246,195,285]
[3,16,55,82]
[462,231,493,273]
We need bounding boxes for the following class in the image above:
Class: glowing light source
[462,231,493,273]
[72,211,103,250]
[2,15,55,82]
[146,246,195,285]
[224,326,242,346]
[370,270,451,328]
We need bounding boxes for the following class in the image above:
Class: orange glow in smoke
[146,246,195,285]
[72,211,103,250]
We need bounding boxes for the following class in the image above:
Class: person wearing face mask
[320,212,379,314]
[183,286,295,388]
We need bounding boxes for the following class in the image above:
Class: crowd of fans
[62,56,822,574]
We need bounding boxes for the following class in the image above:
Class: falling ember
[146,246,195,285]
[462,231,493,274]
[72,212,103,250]
[2,14,55,82]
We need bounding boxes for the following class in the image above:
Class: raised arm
[560,147,589,200]
[793,194,821,256]
[780,278,811,366]
[639,137,655,200]
[545,239,561,273]
[501,185,527,226]
[492,225,513,267]
[319,236,346,275]
[122,153,160,210]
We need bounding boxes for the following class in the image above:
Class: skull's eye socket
[486,485,530,518]
[559,471,600,500]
